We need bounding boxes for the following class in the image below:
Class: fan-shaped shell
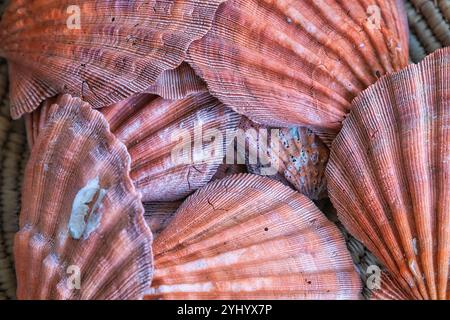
[187,0,409,139]
[0,0,226,119]
[102,92,242,201]
[326,48,450,300]
[239,118,329,200]
[15,94,153,299]
[145,174,362,299]
[25,92,241,201]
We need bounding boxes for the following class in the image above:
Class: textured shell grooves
[15,94,153,299]
[187,0,408,136]
[146,174,362,299]
[327,48,450,300]
[0,0,227,118]
[102,92,242,201]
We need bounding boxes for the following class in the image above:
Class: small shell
[25,92,242,202]
[239,118,329,200]
[0,0,226,119]
[145,174,362,299]
[102,92,242,201]
[326,48,450,300]
[15,94,153,299]
[187,0,409,139]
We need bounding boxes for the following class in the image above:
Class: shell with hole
[145,174,362,299]
[15,94,153,299]
[0,0,226,119]
[326,48,450,300]
[187,0,409,142]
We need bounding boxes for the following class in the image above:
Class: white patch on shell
[412,238,418,255]
[68,176,107,240]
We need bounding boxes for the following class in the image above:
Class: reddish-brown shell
[326,48,450,300]
[25,92,241,201]
[102,92,241,201]
[239,118,329,200]
[371,271,416,300]
[145,174,362,299]
[187,0,409,140]
[15,94,153,299]
[0,0,226,119]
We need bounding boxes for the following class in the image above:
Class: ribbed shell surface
[326,48,450,300]
[15,94,153,299]
[0,0,226,119]
[146,174,362,299]
[187,0,409,139]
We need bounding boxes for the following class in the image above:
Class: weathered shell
[370,271,416,300]
[187,0,409,139]
[25,92,241,201]
[145,174,362,299]
[102,92,241,201]
[0,60,28,300]
[239,118,329,200]
[15,94,153,299]
[406,0,450,62]
[0,0,226,119]
[326,48,450,300]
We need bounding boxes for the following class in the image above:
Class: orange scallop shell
[187,0,409,140]
[0,0,226,119]
[27,92,242,202]
[15,94,153,299]
[326,48,450,300]
[102,92,242,201]
[145,174,362,299]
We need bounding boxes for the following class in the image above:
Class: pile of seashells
[0,0,448,300]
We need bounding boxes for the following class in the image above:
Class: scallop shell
[239,118,329,200]
[145,174,362,299]
[187,0,409,139]
[406,0,450,62]
[0,0,226,119]
[326,48,450,300]
[102,92,241,201]
[25,92,241,201]
[15,94,153,299]
[316,198,383,299]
